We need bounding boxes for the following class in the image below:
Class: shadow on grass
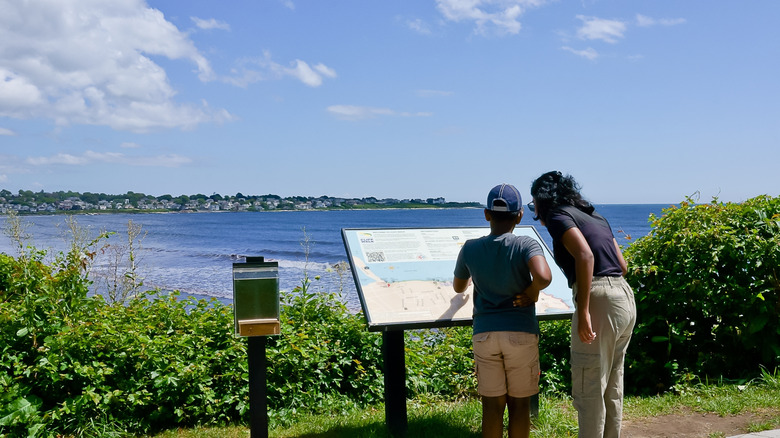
[287,415,480,438]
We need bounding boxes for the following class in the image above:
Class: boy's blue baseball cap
[487,183,522,212]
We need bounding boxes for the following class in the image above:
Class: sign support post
[382,330,408,437]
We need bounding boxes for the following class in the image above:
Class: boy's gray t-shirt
[453,232,543,335]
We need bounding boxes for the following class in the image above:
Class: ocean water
[0,205,670,310]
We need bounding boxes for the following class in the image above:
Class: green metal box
[233,257,280,337]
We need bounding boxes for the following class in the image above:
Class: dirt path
[622,411,779,437]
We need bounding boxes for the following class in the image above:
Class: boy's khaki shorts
[472,331,540,398]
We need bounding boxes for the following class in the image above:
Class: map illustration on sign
[342,226,573,331]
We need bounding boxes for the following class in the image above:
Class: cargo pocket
[571,350,601,399]
[531,356,540,386]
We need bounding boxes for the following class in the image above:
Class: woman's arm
[613,238,627,275]
[562,227,596,344]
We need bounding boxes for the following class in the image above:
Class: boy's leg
[474,332,538,438]
[482,395,507,438]
[507,396,531,438]
[503,332,539,438]
[473,332,507,438]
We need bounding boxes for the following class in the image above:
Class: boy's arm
[453,246,470,293]
[524,255,552,302]
[513,255,552,307]
[453,276,470,293]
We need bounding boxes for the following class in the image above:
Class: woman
[528,171,636,438]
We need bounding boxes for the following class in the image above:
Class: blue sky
[1,0,778,204]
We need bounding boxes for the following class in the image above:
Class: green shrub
[405,326,477,398]
[266,277,385,422]
[0,246,248,436]
[0,245,104,437]
[538,319,572,395]
[1,250,389,435]
[624,195,780,394]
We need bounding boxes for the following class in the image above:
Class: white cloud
[407,18,432,35]
[635,14,654,28]
[562,46,599,60]
[327,105,394,121]
[636,14,686,27]
[0,0,230,132]
[26,150,192,167]
[327,105,431,121]
[436,0,548,36]
[0,69,45,115]
[660,17,686,26]
[288,60,325,87]
[576,15,627,43]
[280,0,295,10]
[416,89,454,98]
[191,17,231,31]
[288,61,338,88]
[0,174,7,183]
[0,127,16,136]
[120,142,142,148]
[314,64,337,79]
[225,51,337,88]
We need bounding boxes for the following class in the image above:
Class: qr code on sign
[366,251,386,263]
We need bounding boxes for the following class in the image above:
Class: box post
[233,256,279,438]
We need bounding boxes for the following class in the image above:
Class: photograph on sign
[342,226,573,331]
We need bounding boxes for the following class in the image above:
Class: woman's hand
[577,309,597,344]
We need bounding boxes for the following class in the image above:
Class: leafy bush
[405,326,477,398]
[0,250,390,436]
[538,319,572,395]
[266,278,385,422]
[624,195,780,393]
[0,247,248,436]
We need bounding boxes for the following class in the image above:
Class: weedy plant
[90,219,147,305]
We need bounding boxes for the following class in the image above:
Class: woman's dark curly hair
[530,171,594,222]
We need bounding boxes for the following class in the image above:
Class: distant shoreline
[1,204,679,217]
[2,206,486,217]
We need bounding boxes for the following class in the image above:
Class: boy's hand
[512,293,534,308]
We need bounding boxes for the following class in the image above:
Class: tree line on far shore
[0,188,481,214]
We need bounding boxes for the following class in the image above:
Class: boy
[453,183,552,438]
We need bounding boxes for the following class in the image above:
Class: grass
[145,371,780,438]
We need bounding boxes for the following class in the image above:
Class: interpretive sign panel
[341,226,573,331]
